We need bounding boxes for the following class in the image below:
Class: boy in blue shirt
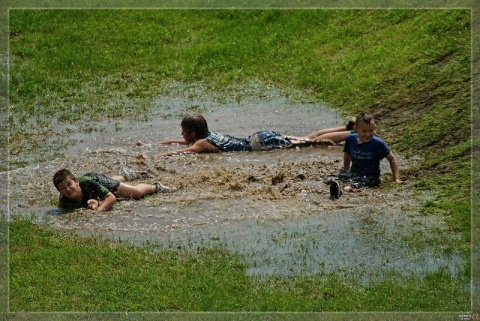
[330,112,402,198]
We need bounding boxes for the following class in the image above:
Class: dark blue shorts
[249,131,292,151]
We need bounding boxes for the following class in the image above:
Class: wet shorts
[84,172,121,193]
[249,131,292,151]
[348,176,381,188]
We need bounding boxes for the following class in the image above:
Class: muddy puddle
[8,85,464,281]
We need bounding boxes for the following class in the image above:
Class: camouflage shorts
[84,172,121,193]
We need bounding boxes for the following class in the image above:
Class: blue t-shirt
[343,133,390,179]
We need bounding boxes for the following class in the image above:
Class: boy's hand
[87,199,99,210]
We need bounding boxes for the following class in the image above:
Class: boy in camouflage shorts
[53,167,171,212]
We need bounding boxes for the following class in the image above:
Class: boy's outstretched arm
[157,139,188,145]
[153,139,219,158]
[135,139,187,147]
[153,147,196,158]
[386,152,402,183]
[90,192,117,212]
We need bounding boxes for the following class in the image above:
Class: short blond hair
[355,112,375,126]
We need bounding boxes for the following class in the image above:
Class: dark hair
[53,168,77,189]
[181,114,209,138]
[355,112,375,126]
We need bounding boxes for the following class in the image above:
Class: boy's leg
[306,126,349,139]
[365,176,381,187]
[111,175,126,182]
[116,182,156,200]
[312,131,351,144]
[347,176,381,189]
[287,136,335,147]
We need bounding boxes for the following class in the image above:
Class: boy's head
[355,112,376,143]
[181,114,209,143]
[53,169,81,200]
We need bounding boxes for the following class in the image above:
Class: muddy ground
[7,90,463,280]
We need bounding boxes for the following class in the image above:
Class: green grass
[9,10,470,120]
[9,219,470,312]
[7,9,472,311]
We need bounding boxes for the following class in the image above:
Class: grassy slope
[8,9,472,311]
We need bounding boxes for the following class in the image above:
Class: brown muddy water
[8,86,464,281]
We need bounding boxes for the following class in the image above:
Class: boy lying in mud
[137,113,355,158]
[53,167,171,212]
[329,112,403,199]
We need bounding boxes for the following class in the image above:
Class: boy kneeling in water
[330,112,403,199]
